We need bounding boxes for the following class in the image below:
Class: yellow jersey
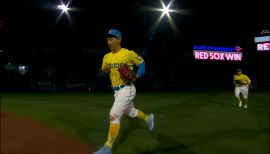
[233,74,251,86]
[101,48,144,87]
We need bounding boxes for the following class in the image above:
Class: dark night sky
[1,0,268,45]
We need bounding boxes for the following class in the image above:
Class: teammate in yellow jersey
[94,29,154,154]
[233,69,251,109]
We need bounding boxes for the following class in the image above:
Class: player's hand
[132,74,138,82]
[102,64,110,73]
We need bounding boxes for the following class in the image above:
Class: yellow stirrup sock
[105,123,120,148]
[137,109,149,122]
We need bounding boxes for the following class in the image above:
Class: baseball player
[94,29,154,154]
[233,69,251,109]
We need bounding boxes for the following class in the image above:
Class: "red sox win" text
[193,51,242,61]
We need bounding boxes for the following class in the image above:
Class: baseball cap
[104,29,121,39]
[237,69,242,72]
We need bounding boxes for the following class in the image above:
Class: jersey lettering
[109,62,124,69]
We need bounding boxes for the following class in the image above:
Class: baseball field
[1,90,269,154]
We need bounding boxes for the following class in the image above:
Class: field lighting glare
[57,4,69,13]
[159,1,173,17]
[54,0,80,25]
[162,7,171,16]
[145,0,190,37]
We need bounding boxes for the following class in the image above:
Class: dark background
[0,0,269,91]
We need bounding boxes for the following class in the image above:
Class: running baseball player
[233,69,251,109]
[94,29,154,154]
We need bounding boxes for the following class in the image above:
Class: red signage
[257,42,270,51]
[193,45,242,61]
[194,51,242,61]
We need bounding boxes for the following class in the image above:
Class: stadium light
[54,0,79,25]
[57,4,69,13]
[145,0,190,37]
[157,0,173,18]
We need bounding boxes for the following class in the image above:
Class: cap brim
[103,33,118,38]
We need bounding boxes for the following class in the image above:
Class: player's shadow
[112,118,143,152]
[208,99,236,107]
[140,134,195,154]
[113,118,195,154]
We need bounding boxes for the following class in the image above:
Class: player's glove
[118,64,137,82]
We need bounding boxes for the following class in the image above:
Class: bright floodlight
[145,0,190,37]
[163,7,170,15]
[160,1,173,17]
[54,0,80,25]
[58,4,69,13]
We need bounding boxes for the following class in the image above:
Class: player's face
[107,37,121,51]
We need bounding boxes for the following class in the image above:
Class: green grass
[1,90,269,154]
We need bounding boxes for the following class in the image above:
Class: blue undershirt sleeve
[137,61,145,78]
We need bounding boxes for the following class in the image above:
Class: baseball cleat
[147,113,154,131]
[239,101,242,108]
[94,145,112,154]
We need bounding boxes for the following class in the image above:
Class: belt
[112,84,127,91]
[237,83,247,85]
[236,84,248,87]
